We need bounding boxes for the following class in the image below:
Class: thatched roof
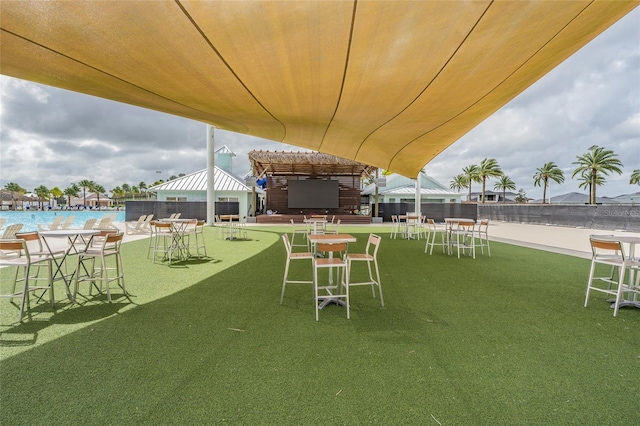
[248,151,376,178]
[0,189,32,202]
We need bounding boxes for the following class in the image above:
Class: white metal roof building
[150,167,252,193]
[68,192,114,209]
[149,167,263,217]
[362,173,462,204]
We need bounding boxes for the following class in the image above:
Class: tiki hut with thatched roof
[248,151,376,221]
[0,189,33,211]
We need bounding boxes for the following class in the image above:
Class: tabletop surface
[590,234,640,244]
[308,233,356,243]
[39,229,100,237]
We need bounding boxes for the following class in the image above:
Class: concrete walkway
[486,221,640,259]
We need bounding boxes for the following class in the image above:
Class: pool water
[0,211,125,232]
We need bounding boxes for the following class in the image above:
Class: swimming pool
[0,211,125,232]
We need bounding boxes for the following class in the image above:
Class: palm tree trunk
[481,178,486,203]
[543,181,547,204]
[591,169,596,204]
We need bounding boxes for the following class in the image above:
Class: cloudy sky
[1,8,638,201]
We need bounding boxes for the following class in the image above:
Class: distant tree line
[2,173,186,210]
[449,146,639,204]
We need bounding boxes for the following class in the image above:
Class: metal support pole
[251,161,256,217]
[206,125,216,225]
[415,169,422,216]
[374,168,379,218]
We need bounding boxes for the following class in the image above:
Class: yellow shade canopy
[1,1,636,177]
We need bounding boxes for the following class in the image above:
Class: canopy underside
[1,1,636,177]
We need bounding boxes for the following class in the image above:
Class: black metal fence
[479,204,640,232]
[373,202,478,223]
[125,200,639,231]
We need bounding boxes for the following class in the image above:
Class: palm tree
[494,175,516,203]
[478,158,503,203]
[50,186,63,209]
[111,186,125,208]
[34,185,49,210]
[572,146,623,204]
[630,169,640,186]
[4,182,26,211]
[93,184,106,209]
[462,164,480,202]
[139,181,148,199]
[64,184,80,209]
[577,170,604,195]
[121,183,131,200]
[77,179,94,207]
[450,174,468,193]
[533,162,565,204]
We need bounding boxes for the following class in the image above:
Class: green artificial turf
[1,226,638,425]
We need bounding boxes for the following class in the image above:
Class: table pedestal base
[607,299,640,309]
[318,297,347,309]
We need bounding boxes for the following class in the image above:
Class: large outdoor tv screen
[288,179,339,209]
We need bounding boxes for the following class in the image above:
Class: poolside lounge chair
[65,218,99,251]
[82,218,98,229]
[37,215,64,232]
[2,224,24,239]
[60,215,76,229]
[141,214,154,233]
[94,216,117,230]
[125,215,147,234]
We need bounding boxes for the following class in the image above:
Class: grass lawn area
[1,225,638,425]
